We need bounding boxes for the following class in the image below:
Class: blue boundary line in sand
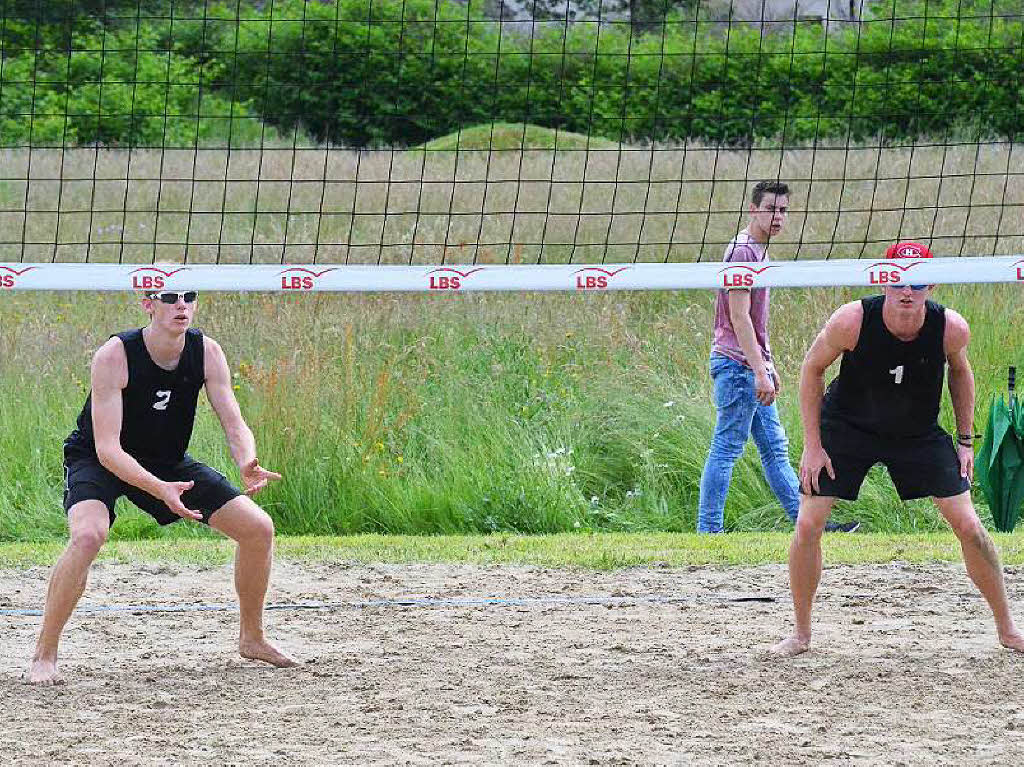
[0,593,776,617]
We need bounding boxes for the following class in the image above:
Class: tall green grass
[1,285,1021,541]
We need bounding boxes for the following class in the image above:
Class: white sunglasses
[147,291,198,304]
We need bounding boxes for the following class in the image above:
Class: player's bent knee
[238,513,275,550]
[70,524,108,556]
[211,496,275,545]
[67,502,110,556]
[794,503,831,540]
[794,515,826,541]
[948,512,985,542]
[249,509,275,544]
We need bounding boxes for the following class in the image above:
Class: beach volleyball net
[1,0,1022,290]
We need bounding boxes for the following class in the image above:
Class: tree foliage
[1,0,1020,147]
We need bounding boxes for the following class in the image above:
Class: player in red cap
[884,241,933,259]
[772,241,1024,656]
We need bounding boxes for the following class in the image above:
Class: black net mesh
[1,0,1022,265]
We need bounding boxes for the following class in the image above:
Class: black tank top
[65,328,206,465]
[821,295,947,439]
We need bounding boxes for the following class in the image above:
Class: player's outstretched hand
[799,445,835,495]
[160,480,203,520]
[241,458,282,496]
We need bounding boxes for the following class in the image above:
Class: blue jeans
[697,354,800,533]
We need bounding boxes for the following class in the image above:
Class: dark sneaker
[824,520,861,533]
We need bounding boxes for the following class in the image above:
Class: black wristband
[957,433,974,441]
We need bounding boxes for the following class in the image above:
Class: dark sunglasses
[889,284,928,291]
[147,291,197,304]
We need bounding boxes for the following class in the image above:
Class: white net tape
[2,257,1023,292]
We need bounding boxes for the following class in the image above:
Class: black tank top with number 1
[65,328,206,465]
[821,294,947,440]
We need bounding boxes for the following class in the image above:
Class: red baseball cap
[885,241,934,259]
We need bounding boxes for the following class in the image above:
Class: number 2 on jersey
[153,390,171,410]
[889,365,904,385]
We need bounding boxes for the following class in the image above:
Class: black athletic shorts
[63,447,241,526]
[807,420,971,501]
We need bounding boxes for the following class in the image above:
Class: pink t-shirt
[712,229,773,370]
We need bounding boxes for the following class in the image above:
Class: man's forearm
[799,367,826,448]
[97,449,165,497]
[949,364,976,436]
[732,312,768,374]
[226,423,258,468]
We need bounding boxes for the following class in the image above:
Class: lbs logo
[426,267,484,290]
[1015,259,1024,281]
[864,260,920,286]
[0,265,36,289]
[130,266,190,290]
[573,267,629,290]
[278,267,337,290]
[718,264,777,288]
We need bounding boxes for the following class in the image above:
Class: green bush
[181,0,1024,146]
[0,23,273,146]
[0,0,1021,147]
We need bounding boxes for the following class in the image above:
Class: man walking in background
[697,180,858,534]
[29,289,296,684]
[772,241,1024,656]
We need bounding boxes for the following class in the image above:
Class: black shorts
[63,448,242,526]
[808,421,970,502]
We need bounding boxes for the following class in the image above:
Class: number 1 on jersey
[889,365,904,385]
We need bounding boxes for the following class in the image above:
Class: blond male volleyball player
[772,242,1024,656]
[29,289,296,685]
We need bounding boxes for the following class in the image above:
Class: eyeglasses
[888,284,928,291]
[147,291,197,304]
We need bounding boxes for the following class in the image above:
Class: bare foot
[239,638,298,668]
[770,636,811,657]
[27,658,65,686]
[999,631,1024,652]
